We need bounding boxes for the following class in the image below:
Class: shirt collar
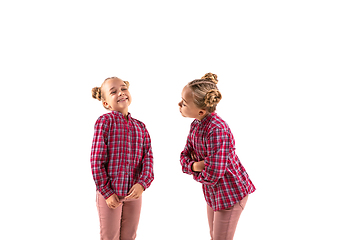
[197,112,215,125]
[111,111,131,120]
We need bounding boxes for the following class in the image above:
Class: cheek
[127,95,133,104]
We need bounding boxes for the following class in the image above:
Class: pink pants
[207,195,249,240]
[96,191,142,240]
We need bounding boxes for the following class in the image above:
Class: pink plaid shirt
[180,113,256,211]
[91,111,154,199]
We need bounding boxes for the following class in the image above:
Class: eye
[110,90,117,95]
[121,88,128,91]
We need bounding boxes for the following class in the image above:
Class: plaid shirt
[91,111,154,199]
[180,113,256,211]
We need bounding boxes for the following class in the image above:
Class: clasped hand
[190,151,205,172]
[105,183,144,209]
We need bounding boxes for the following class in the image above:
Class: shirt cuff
[188,160,197,174]
[137,180,151,191]
[99,186,115,199]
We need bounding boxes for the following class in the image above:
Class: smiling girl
[91,77,154,240]
[179,73,256,240]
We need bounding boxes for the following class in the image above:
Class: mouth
[117,98,128,103]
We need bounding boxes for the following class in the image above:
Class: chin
[118,101,130,107]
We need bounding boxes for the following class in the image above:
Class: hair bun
[92,87,102,101]
[204,89,222,108]
[123,81,130,88]
[201,73,218,84]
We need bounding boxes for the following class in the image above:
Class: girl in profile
[179,73,256,240]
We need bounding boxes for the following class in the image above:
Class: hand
[106,194,121,209]
[192,160,205,172]
[190,151,197,161]
[190,151,205,172]
[125,183,144,199]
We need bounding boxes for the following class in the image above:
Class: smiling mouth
[117,98,128,103]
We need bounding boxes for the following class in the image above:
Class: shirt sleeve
[193,129,230,186]
[180,132,196,175]
[90,117,114,199]
[137,125,154,190]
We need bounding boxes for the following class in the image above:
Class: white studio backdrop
[0,1,359,239]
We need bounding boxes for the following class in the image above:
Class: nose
[178,101,182,107]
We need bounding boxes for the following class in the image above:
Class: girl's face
[178,85,208,120]
[102,78,132,114]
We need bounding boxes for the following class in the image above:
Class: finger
[129,189,140,199]
[131,194,138,199]
[129,188,135,195]
[127,186,135,195]
[125,191,134,199]
[133,189,142,199]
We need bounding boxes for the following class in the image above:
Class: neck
[117,109,129,121]
[197,112,210,121]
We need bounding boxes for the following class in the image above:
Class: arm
[90,117,114,199]
[193,129,230,186]
[180,133,197,175]
[137,126,154,190]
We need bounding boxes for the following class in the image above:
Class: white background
[1,1,359,239]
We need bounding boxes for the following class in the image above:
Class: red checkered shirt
[91,111,154,199]
[180,113,256,211]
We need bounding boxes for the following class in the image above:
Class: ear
[198,109,207,116]
[103,101,111,110]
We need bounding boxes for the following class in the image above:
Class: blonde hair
[188,73,222,113]
[91,77,130,109]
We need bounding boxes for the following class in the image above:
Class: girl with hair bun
[178,73,256,240]
[90,77,154,240]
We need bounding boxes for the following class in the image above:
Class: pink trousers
[96,191,142,240]
[207,195,249,240]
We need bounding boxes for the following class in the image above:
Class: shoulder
[131,117,148,130]
[190,119,200,130]
[94,112,113,126]
[206,114,234,142]
[208,113,230,133]
[96,112,113,122]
